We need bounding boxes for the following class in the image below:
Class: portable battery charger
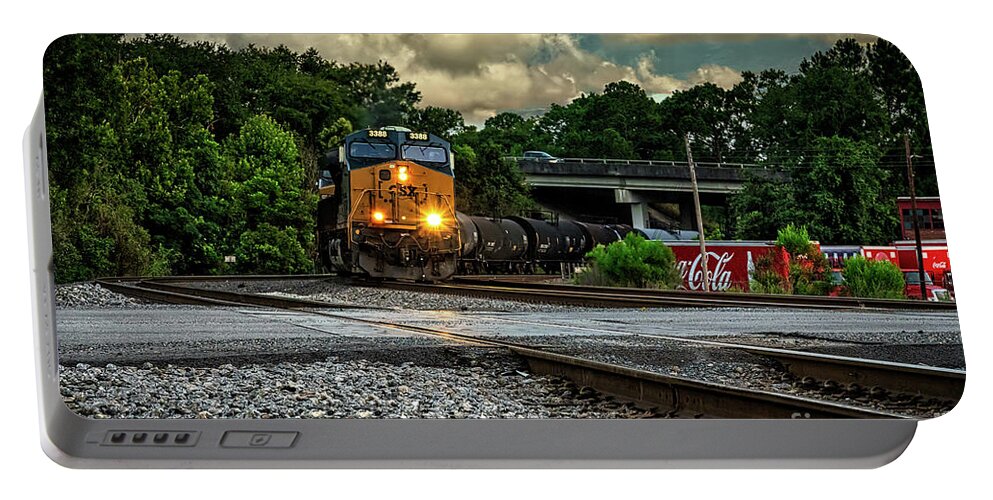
[26,33,964,468]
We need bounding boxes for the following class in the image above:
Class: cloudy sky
[185,34,875,125]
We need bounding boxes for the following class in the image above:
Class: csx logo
[394,185,419,197]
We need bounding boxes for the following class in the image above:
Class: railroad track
[408,276,957,311]
[100,273,956,310]
[93,277,962,418]
[96,277,380,310]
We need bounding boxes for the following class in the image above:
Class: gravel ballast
[200,278,583,312]
[56,283,143,308]
[60,356,657,419]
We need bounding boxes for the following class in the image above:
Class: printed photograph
[46,34,963,420]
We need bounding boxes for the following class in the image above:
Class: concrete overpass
[514,158,787,230]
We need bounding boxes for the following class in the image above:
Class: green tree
[44,42,227,280]
[536,81,665,159]
[452,142,533,216]
[867,38,937,196]
[729,172,799,240]
[234,224,312,274]
[659,82,732,162]
[337,60,422,127]
[774,224,832,295]
[732,137,898,245]
[469,112,545,156]
[221,114,317,273]
[405,106,466,139]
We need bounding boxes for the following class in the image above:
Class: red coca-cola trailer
[821,243,952,300]
[666,241,790,292]
[861,246,901,266]
[893,241,952,288]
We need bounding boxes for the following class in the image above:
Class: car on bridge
[522,150,561,163]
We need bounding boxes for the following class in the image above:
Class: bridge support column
[615,189,648,229]
[629,202,648,230]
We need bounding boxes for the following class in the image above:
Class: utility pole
[684,133,710,292]
[905,134,928,300]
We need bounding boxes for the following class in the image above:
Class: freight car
[455,214,639,274]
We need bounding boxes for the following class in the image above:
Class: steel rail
[96,278,934,419]
[96,278,384,311]
[96,274,336,284]
[739,347,964,401]
[440,313,965,403]
[367,279,867,310]
[450,276,958,311]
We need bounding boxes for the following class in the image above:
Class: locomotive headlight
[398,166,409,182]
[372,211,385,223]
[426,213,442,228]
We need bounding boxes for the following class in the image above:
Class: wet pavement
[57,305,962,366]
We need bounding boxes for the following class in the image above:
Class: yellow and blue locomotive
[317,127,460,281]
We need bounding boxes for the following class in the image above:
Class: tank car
[457,215,530,274]
[507,216,587,273]
[316,127,460,281]
[454,214,643,274]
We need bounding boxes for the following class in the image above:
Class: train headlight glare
[426,213,442,227]
[398,166,409,182]
[372,211,385,222]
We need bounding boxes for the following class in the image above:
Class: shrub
[842,256,906,299]
[749,249,790,294]
[771,224,833,295]
[775,224,811,256]
[789,250,833,296]
[234,224,312,274]
[746,224,833,296]
[575,233,681,289]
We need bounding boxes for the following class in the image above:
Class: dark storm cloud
[181,33,864,124]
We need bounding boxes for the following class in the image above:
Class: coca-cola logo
[677,252,736,291]
[932,261,948,269]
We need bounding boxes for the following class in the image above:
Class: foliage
[748,225,832,295]
[221,115,317,274]
[788,250,833,296]
[705,225,725,240]
[775,224,811,256]
[451,142,534,216]
[575,233,680,289]
[772,224,833,295]
[234,224,313,274]
[748,248,790,295]
[534,81,665,159]
[44,35,418,281]
[842,256,906,299]
[44,43,227,280]
[405,106,467,140]
[659,82,742,162]
[732,137,899,244]
[728,172,800,240]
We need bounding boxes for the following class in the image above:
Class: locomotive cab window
[349,141,397,160]
[402,144,448,164]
